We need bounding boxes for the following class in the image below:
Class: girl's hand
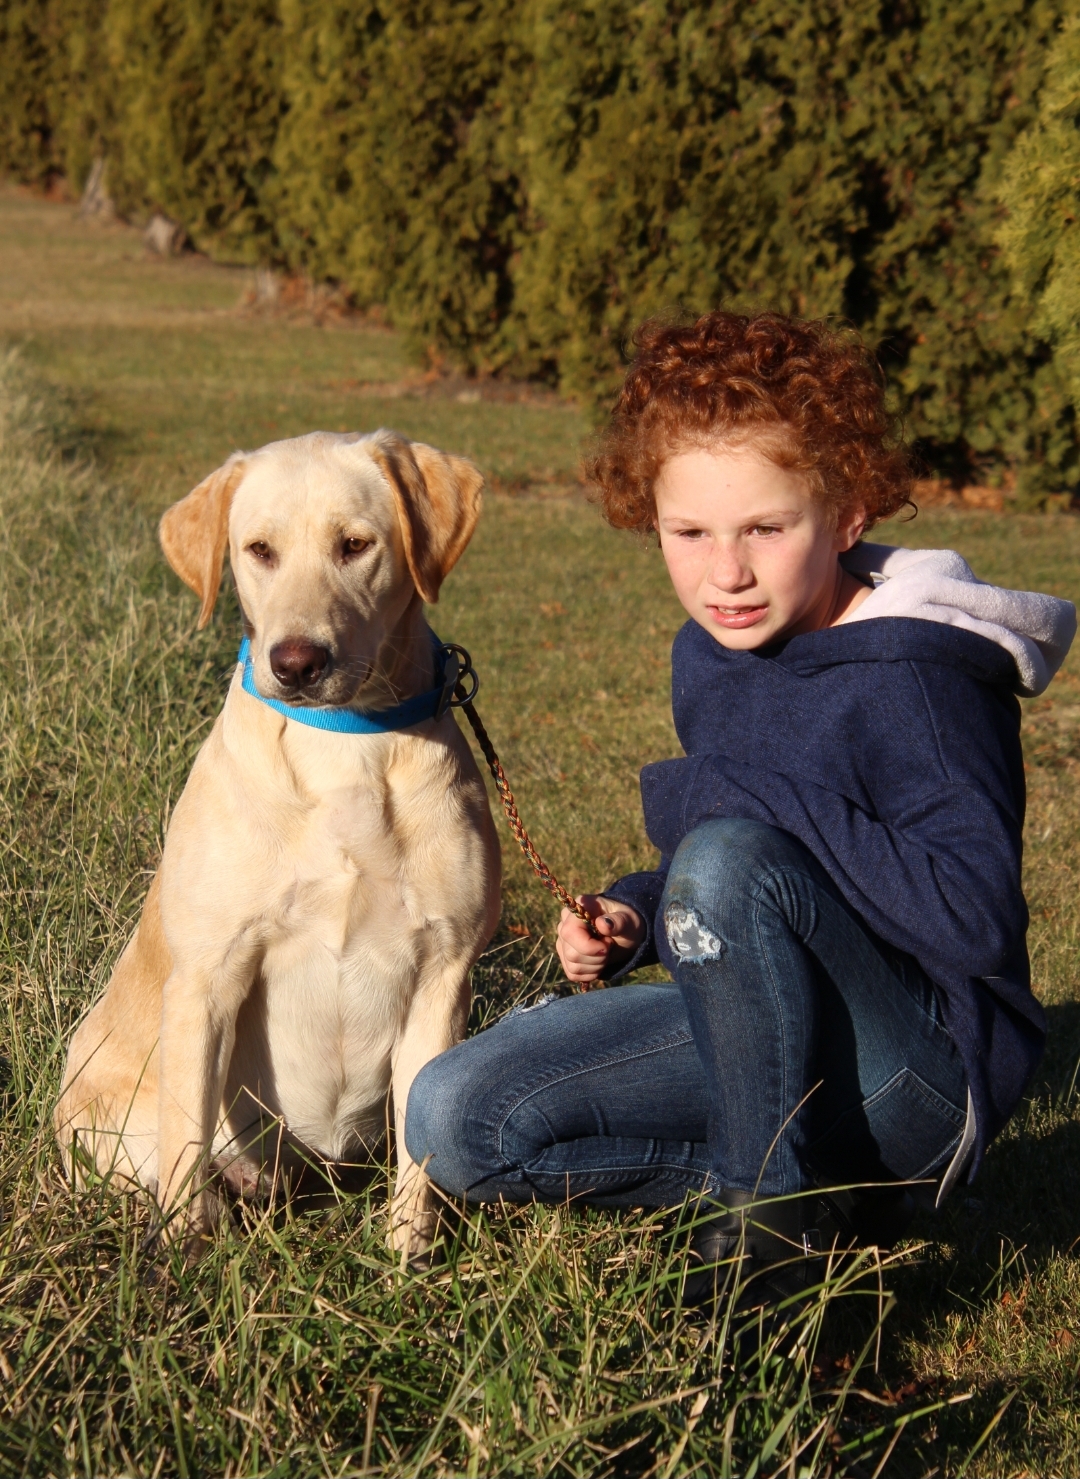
[557,896,646,985]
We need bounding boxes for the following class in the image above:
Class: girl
[405,312,1075,1300]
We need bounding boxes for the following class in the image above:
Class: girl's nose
[707,542,753,593]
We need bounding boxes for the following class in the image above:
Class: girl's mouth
[708,604,768,629]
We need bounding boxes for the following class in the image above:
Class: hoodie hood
[840,542,1076,697]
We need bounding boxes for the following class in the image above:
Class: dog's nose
[269,639,332,690]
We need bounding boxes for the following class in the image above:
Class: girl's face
[654,442,866,650]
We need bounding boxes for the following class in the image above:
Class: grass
[1,183,1079,1475]
[0,185,586,502]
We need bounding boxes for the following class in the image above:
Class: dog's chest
[239,766,474,1150]
[267,784,434,1005]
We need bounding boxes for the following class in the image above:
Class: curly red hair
[587,311,913,532]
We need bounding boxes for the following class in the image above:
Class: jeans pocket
[808,1068,967,1183]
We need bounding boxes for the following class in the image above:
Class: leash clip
[435,643,479,720]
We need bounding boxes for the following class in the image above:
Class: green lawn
[2,184,1079,1476]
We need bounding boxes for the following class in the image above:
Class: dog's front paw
[157,1189,227,1265]
[392,1209,439,1270]
[391,1178,439,1270]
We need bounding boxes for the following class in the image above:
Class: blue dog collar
[237,634,457,734]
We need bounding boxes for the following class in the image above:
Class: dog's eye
[342,537,370,560]
[248,541,274,563]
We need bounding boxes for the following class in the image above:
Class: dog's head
[159,430,483,707]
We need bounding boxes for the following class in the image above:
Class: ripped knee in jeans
[665,903,724,963]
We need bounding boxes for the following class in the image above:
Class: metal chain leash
[436,643,594,930]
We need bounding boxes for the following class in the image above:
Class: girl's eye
[248,541,273,562]
[342,536,370,559]
[751,525,781,537]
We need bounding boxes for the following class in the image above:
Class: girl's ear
[835,505,867,553]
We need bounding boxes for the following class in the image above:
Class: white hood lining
[839,543,1076,697]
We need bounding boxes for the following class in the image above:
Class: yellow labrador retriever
[55,430,501,1261]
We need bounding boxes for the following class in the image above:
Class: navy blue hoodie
[605,614,1047,1180]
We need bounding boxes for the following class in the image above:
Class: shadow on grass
[4,357,140,470]
[864,1012,1080,1472]
[1037,999,1080,1099]
[51,392,143,469]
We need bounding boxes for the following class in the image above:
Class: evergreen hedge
[1,0,1077,502]
[997,12,1080,499]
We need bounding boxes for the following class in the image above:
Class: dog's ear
[370,433,484,603]
[158,456,247,629]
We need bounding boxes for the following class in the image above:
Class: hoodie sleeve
[601,862,670,977]
[640,666,1028,990]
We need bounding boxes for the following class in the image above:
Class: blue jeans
[406,819,969,1206]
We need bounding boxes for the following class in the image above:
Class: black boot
[681,1190,822,1314]
[815,1184,915,1252]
